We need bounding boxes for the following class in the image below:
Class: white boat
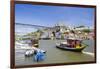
[25,49,34,56]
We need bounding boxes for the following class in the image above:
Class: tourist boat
[56,38,87,52]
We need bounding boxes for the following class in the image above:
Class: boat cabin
[67,38,82,48]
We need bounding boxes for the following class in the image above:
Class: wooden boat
[56,44,86,52]
[31,39,39,47]
[56,38,87,52]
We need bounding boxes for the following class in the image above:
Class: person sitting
[70,41,76,48]
[75,40,81,48]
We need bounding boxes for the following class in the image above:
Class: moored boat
[56,44,86,52]
[56,38,88,52]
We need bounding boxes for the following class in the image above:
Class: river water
[15,39,95,66]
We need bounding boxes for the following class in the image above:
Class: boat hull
[56,45,86,52]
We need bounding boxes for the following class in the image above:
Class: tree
[76,25,85,28]
[82,29,91,33]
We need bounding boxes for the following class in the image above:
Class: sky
[15,4,95,28]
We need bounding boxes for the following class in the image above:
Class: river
[15,39,95,66]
